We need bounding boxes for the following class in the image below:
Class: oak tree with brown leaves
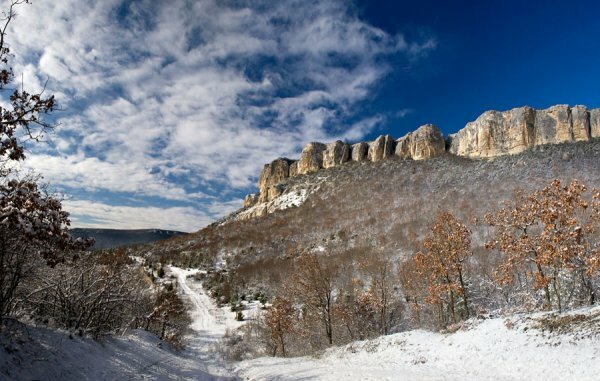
[264,296,295,357]
[408,211,472,326]
[486,179,600,312]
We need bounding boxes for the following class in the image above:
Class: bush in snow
[0,0,92,322]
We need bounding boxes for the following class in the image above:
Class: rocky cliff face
[250,126,446,207]
[257,158,294,203]
[351,142,369,161]
[450,105,598,158]
[296,142,327,175]
[395,124,445,160]
[592,109,600,138]
[448,107,536,158]
[245,104,600,208]
[368,135,394,162]
[323,141,350,169]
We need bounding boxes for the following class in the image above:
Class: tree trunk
[552,269,562,313]
[161,319,167,339]
[458,269,470,319]
[449,289,456,324]
[535,262,551,309]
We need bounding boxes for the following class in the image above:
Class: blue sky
[5,0,600,231]
[359,0,600,133]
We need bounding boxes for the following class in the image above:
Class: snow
[169,267,240,335]
[0,266,240,381]
[3,266,600,380]
[235,309,600,381]
[0,323,234,380]
[234,188,309,221]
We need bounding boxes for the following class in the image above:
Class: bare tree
[23,254,150,338]
[358,250,398,335]
[288,252,338,346]
[140,285,190,348]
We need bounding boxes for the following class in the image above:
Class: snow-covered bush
[0,1,91,321]
[21,253,150,338]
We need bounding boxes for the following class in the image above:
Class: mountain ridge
[244,104,600,211]
[70,228,186,250]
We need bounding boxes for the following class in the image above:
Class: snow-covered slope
[3,267,600,381]
[0,266,241,381]
[0,323,235,380]
[231,188,310,222]
[235,308,600,381]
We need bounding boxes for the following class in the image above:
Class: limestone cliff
[296,142,327,175]
[323,141,350,169]
[450,105,599,158]
[368,135,394,162]
[592,109,600,138]
[395,124,445,160]
[257,158,293,203]
[351,142,368,161]
[245,104,600,209]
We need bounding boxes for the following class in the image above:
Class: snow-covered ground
[3,266,600,380]
[0,321,235,380]
[236,310,600,381]
[0,265,241,381]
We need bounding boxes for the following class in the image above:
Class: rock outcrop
[368,135,394,162]
[592,109,600,139]
[351,142,369,161]
[323,140,350,169]
[296,142,327,175]
[450,105,599,158]
[244,104,600,209]
[571,105,592,142]
[449,107,536,158]
[257,158,293,203]
[534,105,589,145]
[243,193,258,208]
[395,124,445,160]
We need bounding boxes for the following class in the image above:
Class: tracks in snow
[168,266,238,380]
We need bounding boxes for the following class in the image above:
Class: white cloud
[23,154,193,200]
[64,199,215,232]
[4,0,435,229]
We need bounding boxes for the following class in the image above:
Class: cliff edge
[243,104,600,209]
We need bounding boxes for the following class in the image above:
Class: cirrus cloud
[6,0,435,230]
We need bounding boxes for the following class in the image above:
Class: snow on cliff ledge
[231,188,309,222]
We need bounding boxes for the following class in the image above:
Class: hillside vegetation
[148,140,600,273]
[135,139,600,357]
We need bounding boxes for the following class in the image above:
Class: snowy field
[236,311,600,381]
[2,265,600,380]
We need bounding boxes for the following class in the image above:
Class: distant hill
[70,228,187,250]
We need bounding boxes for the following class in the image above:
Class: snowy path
[171,267,225,334]
[168,266,239,380]
[0,266,240,381]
